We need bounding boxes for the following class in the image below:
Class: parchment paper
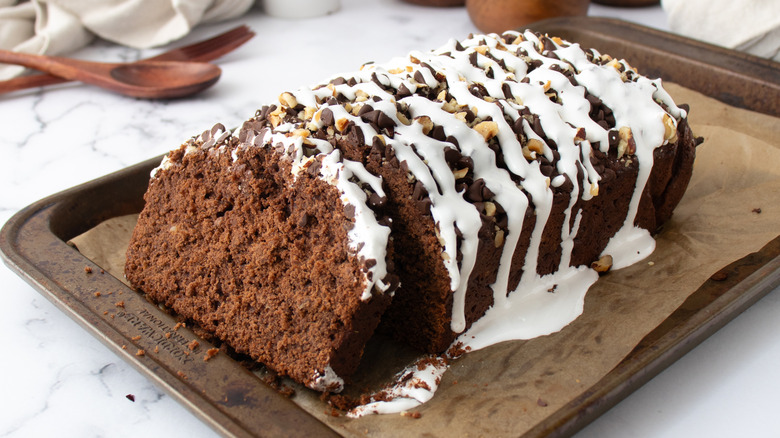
[71,83,780,437]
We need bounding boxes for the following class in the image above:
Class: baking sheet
[2,17,779,438]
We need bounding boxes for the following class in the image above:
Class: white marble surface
[1,1,778,437]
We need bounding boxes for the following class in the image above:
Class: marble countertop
[1,1,778,437]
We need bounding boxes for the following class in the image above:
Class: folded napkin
[0,0,253,79]
[662,0,780,62]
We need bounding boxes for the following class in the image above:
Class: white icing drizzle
[338,30,685,415]
[318,150,394,299]
[310,365,345,392]
[253,29,682,338]
[347,356,448,418]
[155,29,686,404]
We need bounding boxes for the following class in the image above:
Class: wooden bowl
[467,0,591,34]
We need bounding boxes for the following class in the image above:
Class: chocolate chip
[586,93,601,107]
[306,160,321,177]
[456,156,474,173]
[420,62,437,78]
[608,130,620,150]
[343,204,356,220]
[502,83,513,99]
[444,147,461,166]
[320,108,334,126]
[431,125,447,142]
[531,115,544,138]
[412,180,427,201]
[528,59,543,72]
[512,117,525,135]
[370,137,386,157]
[370,72,386,89]
[541,36,556,52]
[360,110,396,133]
[469,83,488,99]
[377,111,396,130]
[297,213,310,228]
[468,51,479,67]
[346,124,365,148]
[358,104,374,117]
[444,135,460,149]
[416,198,432,215]
[413,70,426,84]
[382,273,401,293]
[368,192,387,208]
[466,178,495,202]
[396,83,413,100]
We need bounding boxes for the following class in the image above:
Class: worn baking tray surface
[2,17,779,438]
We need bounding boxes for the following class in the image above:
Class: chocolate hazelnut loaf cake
[125,30,697,393]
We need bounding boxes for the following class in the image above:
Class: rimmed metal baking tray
[2,17,779,438]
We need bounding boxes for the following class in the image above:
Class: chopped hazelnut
[527,138,544,154]
[303,106,316,121]
[494,229,505,248]
[591,255,613,274]
[663,113,678,143]
[484,201,497,217]
[441,98,459,113]
[278,92,298,109]
[474,121,499,141]
[452,168,469,179]
[415,115,434,135]
[617,126,636,158]
[355,89,369,102]
[335,118,350,133]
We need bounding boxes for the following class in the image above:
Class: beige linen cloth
[662,0,780,62]
[0,0,253,79]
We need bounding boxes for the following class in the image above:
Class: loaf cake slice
[125,30,697,392]
[125,124,398,391]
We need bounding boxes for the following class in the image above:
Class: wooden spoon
[0,49,222,99]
